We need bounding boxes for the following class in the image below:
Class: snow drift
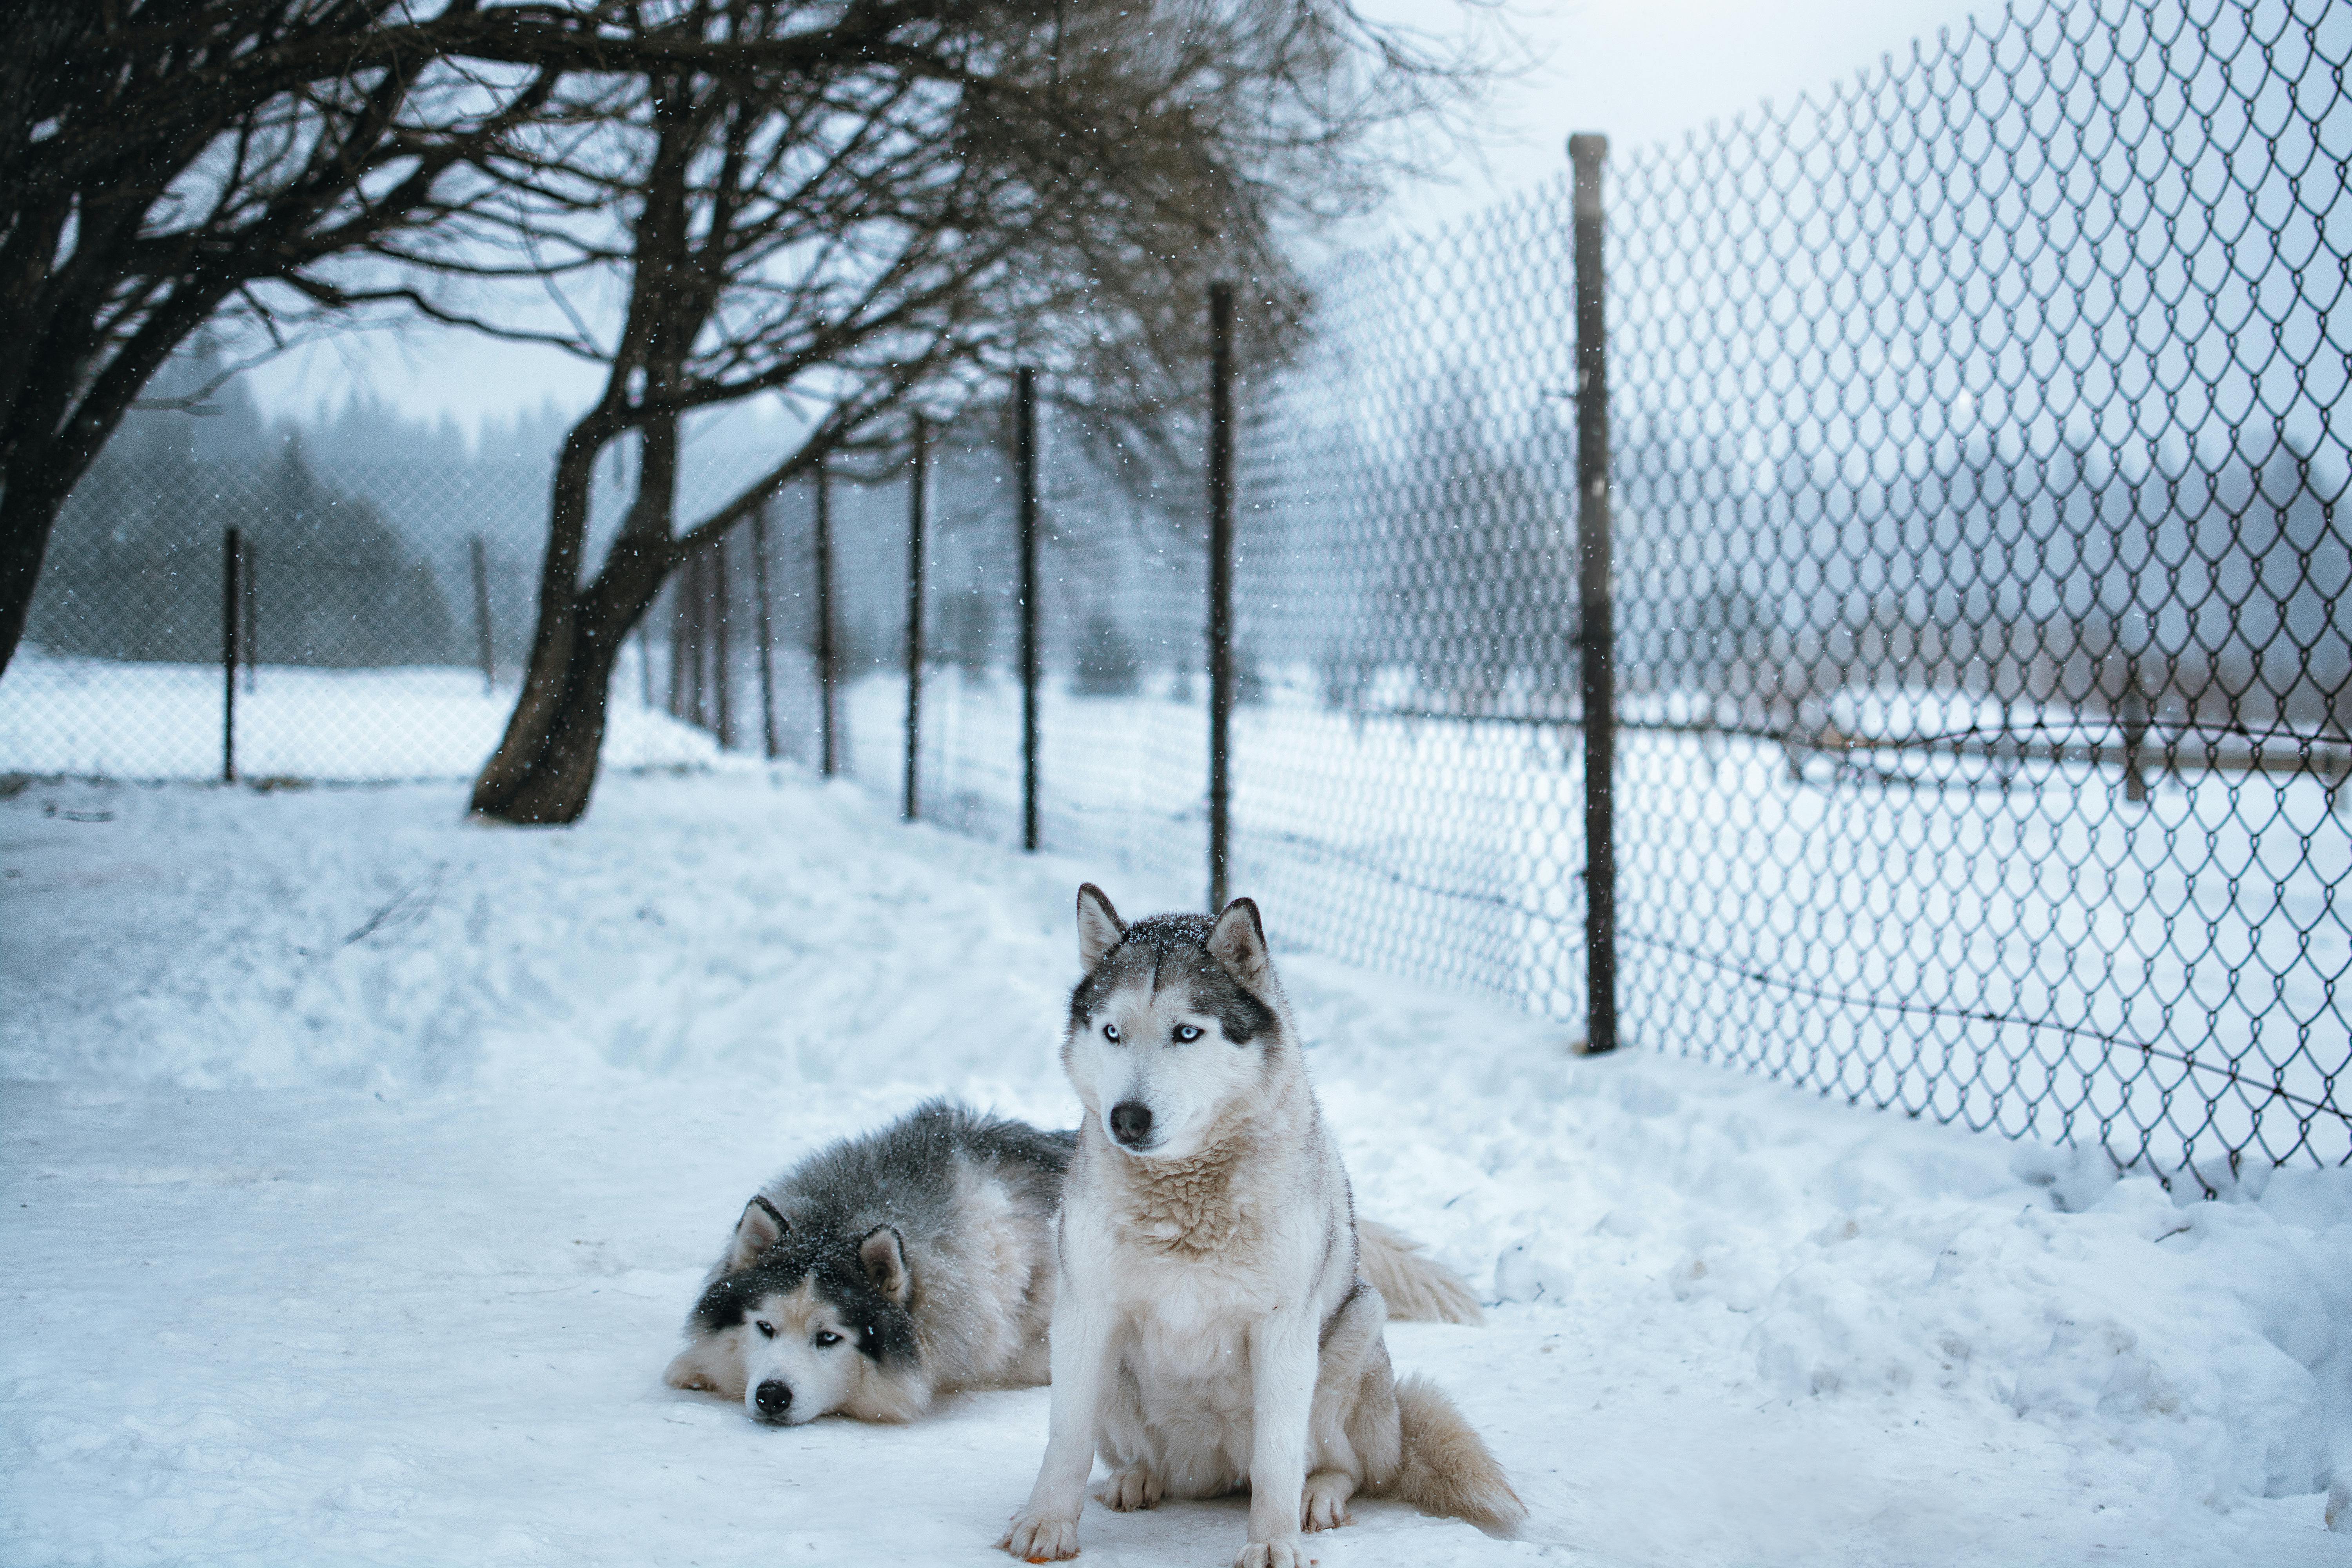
[2,770,2345,1564]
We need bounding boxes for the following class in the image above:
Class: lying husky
[664,1100,1477,1427]
[1000,888,1523,1566]
[664,1100,1069,1424]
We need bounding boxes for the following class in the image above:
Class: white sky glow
[244,0,1985,429]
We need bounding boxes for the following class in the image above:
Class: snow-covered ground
[0,648,731,781]
[4,769,2348,1565]
[8,649,2346,1170]
[862,668,2352,1177]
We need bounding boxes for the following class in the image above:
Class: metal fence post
[1016,367,1040,851]
[1207,282,1236,913]
[751,499,780,760]
[687,548,708,730]
[679,554,697,724]
[1570,132,1618,1056]
[241,537,258,693]
[667,573,687,720]
[2120,656,2149,805]
[904,414,928,820]
[221,526,240,782]
[815,459,837,777]
[469,534,495,694]
[695,547,712,731]
[713,533,733,750]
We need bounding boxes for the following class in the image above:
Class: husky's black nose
[1109,1100,1154,1147]
[755,1379,792,1420]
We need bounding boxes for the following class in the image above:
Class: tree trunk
[468,537,675,824]
[470,400,683,824]
[1,265,249,679]
[0,317,155,678]
[471,89,717,825]
[0,459,73,675]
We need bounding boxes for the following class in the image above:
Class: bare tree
[453,0,1475,822]
[0,1,634,678]
[0,0,1047,679]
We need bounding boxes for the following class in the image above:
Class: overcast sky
[247,0,1988,432]
[1370,0,1985,229]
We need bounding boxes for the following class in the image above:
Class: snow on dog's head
[662,1197,927,1425]
[1062,884,1292,1162]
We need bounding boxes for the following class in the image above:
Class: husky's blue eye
[1102,1023,1122,1043]
[754,1320,776,1339]
[1173,1024,1203,1043]
[814,1330,842,1348]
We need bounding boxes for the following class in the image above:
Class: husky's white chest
[1130,1296,1253,1406]
[1101,1254,1269,1494]
[1102,1228,1293,1452]
[1115,1245,1271,1349]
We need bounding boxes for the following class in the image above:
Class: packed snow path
[3,771,2346,1566]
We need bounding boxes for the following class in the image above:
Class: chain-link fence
[2,424,759,781]
[1596,0,2352,1186]
[1236,0,2350,1185]
[559,397,1209,911]
[4,0,2345,1184]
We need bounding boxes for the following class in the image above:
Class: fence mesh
[1605,0,2351,1181]
[1239,0,2350,1182]
[1232,178,1587,1020]
[5,0,2346,1183]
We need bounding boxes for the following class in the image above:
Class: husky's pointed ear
[724,1195,788,1273]
[859,1225,910,1304]
[1208,897,1271,992]
[1076,883,1126,971]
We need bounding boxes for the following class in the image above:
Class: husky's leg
[1093,1462,1163,1512]
[1296,1281,1386,1532]
[1001,1290,1119,1561]
[1091,1360,1172,1509]
[1238,1305,1320,1568]
[1301,1469,1356,1532]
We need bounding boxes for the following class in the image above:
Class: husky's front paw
[1093,1464,1163,1512]
[999,1510,1080,1562]
[1234,1537,1308,1568]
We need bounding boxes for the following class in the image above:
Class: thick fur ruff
[1387,1373,1526,1534]
[1106,1127,1258,1257]
[1356,1220,1483,1326]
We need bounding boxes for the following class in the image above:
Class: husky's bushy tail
[1387,1374,1526,1534]
[1357,1219,1483,1325]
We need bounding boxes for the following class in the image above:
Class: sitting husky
[1000,888,1523,1566]
[664,1102,1481,1429]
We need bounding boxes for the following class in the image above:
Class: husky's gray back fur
[727,1100,1071,1285]
[666,1100,1071,1425]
